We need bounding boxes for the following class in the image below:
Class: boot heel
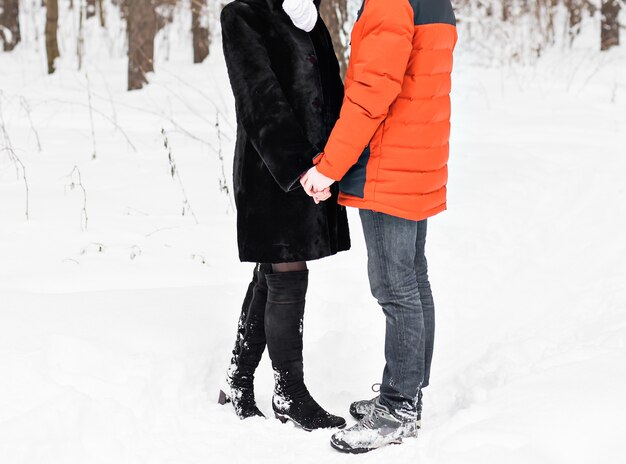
[218,390,231,405]
[275,413,289,424]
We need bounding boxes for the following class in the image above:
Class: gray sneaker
[331,399,418,454]
[350,396,422,428]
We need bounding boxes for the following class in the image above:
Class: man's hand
[311,187,332,204]
[301,166,335,203]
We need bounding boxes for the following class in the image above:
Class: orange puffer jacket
[315,0,457,221]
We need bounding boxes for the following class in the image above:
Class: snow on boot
[265,270,346,431]
[349,396,377,420]
[219,263,271,419]
[350,390,422,428]
[331,398,418,454]
[273,363,346,431]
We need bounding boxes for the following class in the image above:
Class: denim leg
[415,220,434,391]
[359,209,425,415]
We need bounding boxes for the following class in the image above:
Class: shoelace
[360,410,378,429]
[371,383,381,393]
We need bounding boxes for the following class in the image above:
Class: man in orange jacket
[301,0,457,453]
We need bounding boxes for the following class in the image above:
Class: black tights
[271,261,307,273]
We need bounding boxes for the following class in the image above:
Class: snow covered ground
[1,8,626,464]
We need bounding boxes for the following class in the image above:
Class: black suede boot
[265,270,346,431]
[219,263,271,419]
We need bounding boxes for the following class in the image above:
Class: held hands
[300,166,335,204]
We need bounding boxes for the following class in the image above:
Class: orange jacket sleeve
[316,0,414,181]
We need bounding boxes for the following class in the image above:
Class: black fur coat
[221,0,350,263]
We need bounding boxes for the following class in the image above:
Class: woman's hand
[301,167,335,203]
[311,188,332,204]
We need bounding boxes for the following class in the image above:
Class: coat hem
[339,195,447,222]
[238,245,351,264]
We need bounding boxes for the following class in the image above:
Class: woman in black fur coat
[218,0,351,431]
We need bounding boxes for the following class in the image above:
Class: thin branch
[0,97,29,221]
[64,165,89,231]
[19,97,42,152]
[162,128,199,224]
[45,97,137,152]
[144,225,183,238]
[215,111,234,212]
[85,70,98,160]
[93,63,119,127]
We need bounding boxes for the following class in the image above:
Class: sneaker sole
[330,437,403,454]
[350,408,422,429]
[275,412,347,432]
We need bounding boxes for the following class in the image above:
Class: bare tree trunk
[547,0,559,44]
[501,0,512,22]
[127,0,157,90]
[600,0,620,51]
[565,0,583,44]
[566,0,583,29]
[86,0,96,19]
[77,0,85,70]
[191,0,210,63]
[97,0,105,27]
[319,0,349,79]
[45,0,60,74]
[0,0,21,51]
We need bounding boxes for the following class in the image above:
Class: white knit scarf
[282,0,318,32]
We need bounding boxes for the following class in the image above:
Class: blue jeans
[359,209,435,416]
